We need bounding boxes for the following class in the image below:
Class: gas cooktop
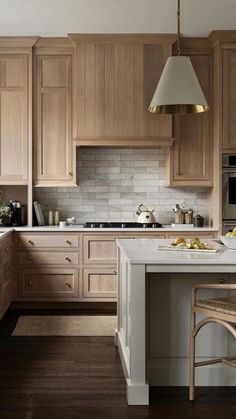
[84,222,162,228]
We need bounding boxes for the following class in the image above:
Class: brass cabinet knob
[65,281,72,288]
[5,247,9,252]
[113,270,117,274]
[28,256,33,260]
[219,279,226,284]
[28,240,34,245]
[65,256,71,262]
[28,281,32,286]
[69,172,73,176]
[65,240,71,245]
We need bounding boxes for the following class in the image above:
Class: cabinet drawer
[0,237,13,264]
[18,234,79,248]
[83,235,117,264]
[19,268,78,298]
[19,251,79,265]
[2,259,14,287]
[83,267,117,298]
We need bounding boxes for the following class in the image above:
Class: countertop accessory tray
[157,245,218,253]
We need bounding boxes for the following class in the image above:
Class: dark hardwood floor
[0,308,236,419]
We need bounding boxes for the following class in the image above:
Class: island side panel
[116,247,149,405]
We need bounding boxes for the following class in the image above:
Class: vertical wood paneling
[222,49,236,149]
[76,45,86,137]
[85,45,95,137]
[75,37,173,142]
[104,44,115,137]
[94,45,105,137]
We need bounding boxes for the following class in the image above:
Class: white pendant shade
[149,56,209,114]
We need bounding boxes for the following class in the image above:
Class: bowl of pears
[221,228,236,249]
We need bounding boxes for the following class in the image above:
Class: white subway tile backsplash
[34,147,209,224]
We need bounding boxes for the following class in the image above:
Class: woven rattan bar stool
[189,283,236,401]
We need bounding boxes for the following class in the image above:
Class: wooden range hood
[70,33,176,148]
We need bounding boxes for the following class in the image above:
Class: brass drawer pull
[114,270,117,274]
[65,240,71,245]
[65,281,72,288]
[65,256,71,262]
[28,240,34,245]
[219,279,226,284]
[28,281,32,286]
[28,256,33,261]
[5,247,9,252]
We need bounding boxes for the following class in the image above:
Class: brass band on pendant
[148,104,209,114]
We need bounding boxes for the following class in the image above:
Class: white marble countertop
[13,225,218,232]
[116,238,235,267]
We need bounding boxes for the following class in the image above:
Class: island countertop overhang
[116,238,236,271]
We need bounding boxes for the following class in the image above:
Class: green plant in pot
[0,193,11,226]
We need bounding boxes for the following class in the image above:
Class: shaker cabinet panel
[222,49,236,150]
[168,54,212,186]
[83,267,117,298]
[0,55,28,184]
[34,53,75,186]
[19,268,78,298]
[83,235,117,265]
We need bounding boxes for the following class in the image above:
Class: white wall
[1,0,236,37]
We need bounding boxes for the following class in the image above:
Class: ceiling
[0,0,236,37]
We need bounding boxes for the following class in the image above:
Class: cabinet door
[168,55,212,186]
[75,39,173,145]
[0,55,28,184]
[34,54,75,186]
[83,235,117,264]
[222,49,236,150]
[83,267,117,298]
[19,268,78,298]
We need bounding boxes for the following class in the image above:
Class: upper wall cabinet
[222,47,236,150]
[69,34,176,147]
[0,38,37,185]
[34,39,76,187]
[167,46,212,187]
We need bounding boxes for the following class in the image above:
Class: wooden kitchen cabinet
[222,48,236,150]
[0,232,15,319]
[167,53,212,187]
[70,34,175,147]
[17,232,80,301]
[83,235,117,265]
[34,39,76,186]
[0,38,37,185]
[83,267,117,298]
[19,267,78,298]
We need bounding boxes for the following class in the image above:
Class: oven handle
[222,168,236,173]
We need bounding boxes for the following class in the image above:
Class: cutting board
[157,245,218,253]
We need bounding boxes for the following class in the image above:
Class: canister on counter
[175,210,185,224]
[185,210,193,224]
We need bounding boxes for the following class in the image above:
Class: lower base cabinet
[82,267,117,299]
[18,268,78,299]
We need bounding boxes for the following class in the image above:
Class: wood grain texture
[222,48,236,149]
[0,308,236,418]
[0,54,28,184]
[83,267,117,298]
[34,51,75,187]
[167,53,212,187]
[75,35,174,145]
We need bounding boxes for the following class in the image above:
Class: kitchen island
[116,238,236,405]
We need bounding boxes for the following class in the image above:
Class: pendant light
[148,0,209,114]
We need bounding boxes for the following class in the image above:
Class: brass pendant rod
[177,0,181,55]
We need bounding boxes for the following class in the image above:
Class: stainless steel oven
[222,154,236,221]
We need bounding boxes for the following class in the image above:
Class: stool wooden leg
[189,311,196,401]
